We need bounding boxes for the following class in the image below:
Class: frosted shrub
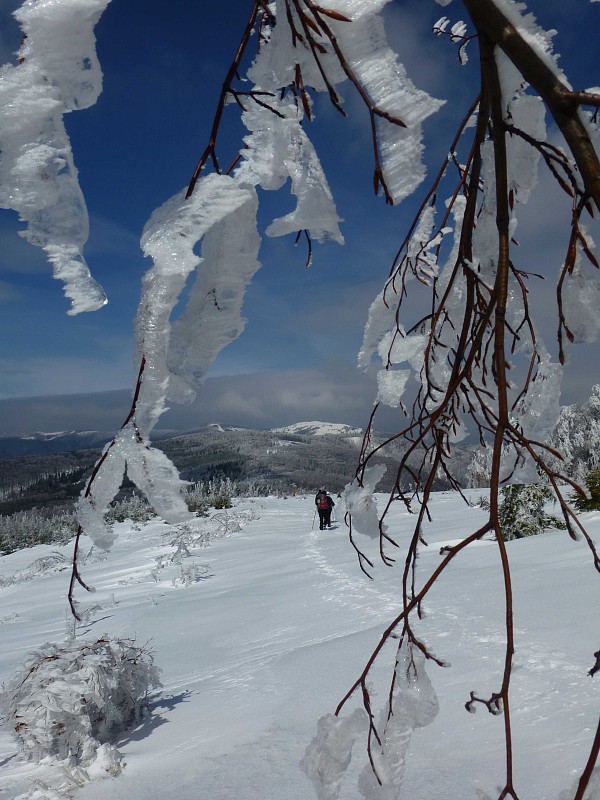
[0,509,77,554]
[498,484,565,541]
[2,636,161,777]
[167,509,258,552]
[183,478,235,511]
[183,491,209,517]
[212,494,233,510]
[572,468,600,512]
[172,562,211,587]
[0,552,70,588]
[104,494,156,524]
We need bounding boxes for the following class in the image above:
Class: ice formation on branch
[303,641,439,800]
[74,0,445,545]
[75,175,259,547]
[320,0,445,203]
[136,175,260,427]
[493,0,565,84]
[300,709,368,800]
[357,640,439,799]
[236,100,344,244]
[0,0,111,314]
[358,32,564,469]
[342,463,387,538]
[246,0,443,205]
[561,226,600,345]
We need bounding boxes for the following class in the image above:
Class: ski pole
[312,509,317,530]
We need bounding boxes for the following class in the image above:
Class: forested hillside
[0,423,481,517]
[7,382,600,518]
[0,426,381,515]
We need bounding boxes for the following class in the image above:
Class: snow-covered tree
[572,468,600,513]
[2,1,600,798]
[497,483,565,540]
[548,384,600,484]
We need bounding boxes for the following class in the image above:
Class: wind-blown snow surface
[0,492,599,799]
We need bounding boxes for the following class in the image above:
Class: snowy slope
[273,422,363,438]
[0,493,599,800]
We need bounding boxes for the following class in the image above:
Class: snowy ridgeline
[6,385,600,527]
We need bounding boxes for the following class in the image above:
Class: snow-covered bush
[169,508,258,551]
[0,552,70,588]
[212,494,233,510]
[497,484,565,541]
[171,561,211,587]
[183,478,235,512]
[572,468,600,513]
[183,492,209,517]
[466,447,492,489]
[104,494,156,524]
[2,636,161,777]
[0,509,77,554]
[0,498,157,557]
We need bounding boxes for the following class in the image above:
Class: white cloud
[0,364,391,435]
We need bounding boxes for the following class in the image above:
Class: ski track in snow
[156,513,401,698]
[304,526,401,618]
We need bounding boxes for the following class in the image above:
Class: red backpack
[318,493,328,509]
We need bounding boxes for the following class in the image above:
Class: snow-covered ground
[0,492,599,799]
[272,422,363,438]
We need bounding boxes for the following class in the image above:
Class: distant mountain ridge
[0,422,478,516]
[0,428,183,458]
[0,430,114,458]
[0,421,364,460]
[0,422,377,514]
[273,421,363,438]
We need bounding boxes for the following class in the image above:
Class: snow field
[0,492,598,799]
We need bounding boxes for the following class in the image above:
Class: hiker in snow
[315,488,335,530]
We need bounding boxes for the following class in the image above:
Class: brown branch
[344,7,599,798]
[336,523,493,716]
[186,1,264,197]
[462,0,600,209]
[574,716,600,800]
[68,356,147,620]
[483,32,519,793]
[294,0,407,204]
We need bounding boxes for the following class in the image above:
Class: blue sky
[0,0,599,433]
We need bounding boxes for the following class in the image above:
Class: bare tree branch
[463,0,600,209]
